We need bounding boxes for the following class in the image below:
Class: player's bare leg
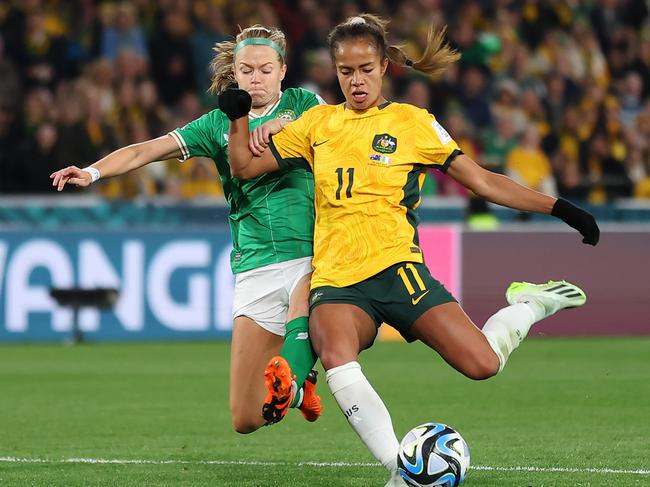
[410,302,500,380]
[412,280,587,377]
[309,304,376,370]
[230,315,283,433]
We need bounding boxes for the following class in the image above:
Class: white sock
[326,361,399,472]
[290,381,304,408]
[482,303,538,372]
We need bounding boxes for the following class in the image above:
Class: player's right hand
[218,88,252,121]
[249,119,289,156]
[50,166,92,192]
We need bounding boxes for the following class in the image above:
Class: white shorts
[232,256,313,336]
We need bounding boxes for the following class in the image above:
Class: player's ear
[380,57,389,76]
[280,63,287,82]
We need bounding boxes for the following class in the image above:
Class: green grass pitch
[0,338,648,486]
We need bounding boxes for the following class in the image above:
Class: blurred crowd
[1,0,650,202]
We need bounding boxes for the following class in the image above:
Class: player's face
[234,45,287,108]
[334,38,388,110]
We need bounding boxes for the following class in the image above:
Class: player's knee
[230,407,263,434]
[462,351,499,380]
[286,307,308,323]
[231,413,261,434]
[318,348,354,370]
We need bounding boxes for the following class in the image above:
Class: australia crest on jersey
[276,109,297,121]
[372,133,397,154]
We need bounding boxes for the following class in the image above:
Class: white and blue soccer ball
[397,422,470,487]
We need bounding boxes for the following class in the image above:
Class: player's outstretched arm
[219,88,280,179]
[50,135,181,191]
[447,154,600,245]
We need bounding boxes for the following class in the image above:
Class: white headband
[348,16,367,25]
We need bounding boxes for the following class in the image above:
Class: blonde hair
[208,25,287,94]
[327,14,460,81]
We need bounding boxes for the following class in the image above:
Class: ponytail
[328,14,459,81]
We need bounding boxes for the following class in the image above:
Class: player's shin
[481,303,538,372]
[281,316,317,407]
[326,361,400,472]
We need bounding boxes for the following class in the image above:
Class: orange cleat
[262,356,294,425]
[298,369,323,422]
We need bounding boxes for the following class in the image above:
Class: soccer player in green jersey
[50,25,323,433]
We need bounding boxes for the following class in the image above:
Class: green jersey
[170,88,322,274]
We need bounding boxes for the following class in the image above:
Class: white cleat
[384,471,410,487]
[506,280,587,318]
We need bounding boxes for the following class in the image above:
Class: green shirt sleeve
[295,88,325,113]
[169,110,224,161]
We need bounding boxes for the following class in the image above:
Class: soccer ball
[397,422,470,487]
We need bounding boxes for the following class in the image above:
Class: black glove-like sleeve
[218,88,252,121]
[551,198,600,246]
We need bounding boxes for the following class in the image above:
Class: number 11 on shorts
[397,263,427,295]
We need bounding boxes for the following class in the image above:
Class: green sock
[281,316,317,408]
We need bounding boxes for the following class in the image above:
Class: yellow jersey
[269,102,461,288]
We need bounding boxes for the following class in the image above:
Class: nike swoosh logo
[296,332,309,340]
[411,290,430,305]
[313,139,329,147]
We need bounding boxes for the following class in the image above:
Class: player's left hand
[551,198,600,246]
[50,166,92,191]
[218,88,252,121]
[249,119,290,156]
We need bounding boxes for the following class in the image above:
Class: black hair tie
[405,59,414,67]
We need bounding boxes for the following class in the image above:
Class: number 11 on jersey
[335,167,355,199]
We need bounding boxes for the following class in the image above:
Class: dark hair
[327,14,460,80]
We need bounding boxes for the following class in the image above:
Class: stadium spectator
[490,79,526,134]
[457,64,492,130]
[85,58,115,115]
[506,123,557,197]
[180,157,224,199]
[83,85,118,159]
[13,10,70,89]
[482,115,518,175]
[149,9,196,105]
[16,121,60,193]
[23,87,54,137]
[0,34,20,106]
[584,131,633,202]
[137,79,171,142]
[99,2,148,63]
[618,71,644,129]
[56,87,97,168]
[190,5,229,97]
[114,48,148,82]
[301,48,341,104]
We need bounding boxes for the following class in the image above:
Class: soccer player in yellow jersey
[222,14,600,486]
